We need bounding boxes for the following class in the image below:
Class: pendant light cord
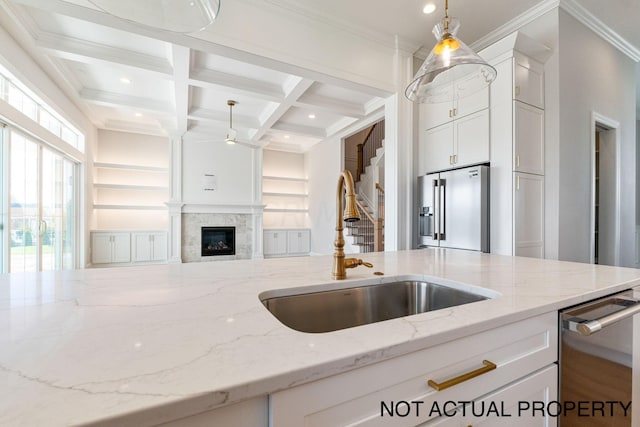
[443,0,450,31]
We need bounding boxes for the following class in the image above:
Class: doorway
[591,114,620,266]
[8,129,78,272]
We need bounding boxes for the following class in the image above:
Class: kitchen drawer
[424,365,557,426]
[270,312,557,427]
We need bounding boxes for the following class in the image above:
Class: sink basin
[260,278,496,333]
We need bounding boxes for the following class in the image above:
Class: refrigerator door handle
[432,179,440,240]
[439,178,446,240]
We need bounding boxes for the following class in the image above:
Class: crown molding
[470,0,640,63]
[471,0,560,52]
[559,0,640,62]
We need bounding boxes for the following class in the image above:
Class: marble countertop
[2,249,640,426]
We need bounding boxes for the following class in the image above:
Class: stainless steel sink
[260,279,494,333]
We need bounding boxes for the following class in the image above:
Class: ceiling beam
[171,45,190,136]
[294,93,366,119]
[79,88,173,113]
[270,122,326,139]
[188,107,260,129]
[35,32,173,76]
[189,68,285,102]
[251,76,314,142]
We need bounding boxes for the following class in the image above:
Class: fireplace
[201,226,235,256]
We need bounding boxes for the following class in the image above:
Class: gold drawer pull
[428,360,496,391]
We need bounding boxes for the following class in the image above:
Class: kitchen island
[1,249,640,426]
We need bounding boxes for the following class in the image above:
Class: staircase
[346,121,385,253]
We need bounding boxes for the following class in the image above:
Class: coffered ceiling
[0,0,638,152]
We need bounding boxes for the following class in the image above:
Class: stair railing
[353,197,383,253]
[356,121,385,182]
[375,183,384,251]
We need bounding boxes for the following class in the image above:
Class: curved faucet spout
[333,170,369,280]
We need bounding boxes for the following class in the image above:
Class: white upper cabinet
[421,85,489,130]
[513,51,545,109]
[419,109,489,175]
[514,101,545,175]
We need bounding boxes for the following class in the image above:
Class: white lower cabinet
[91,231,167,266]
[131,232,167,262]
[270,312,557,427]
[91,232,130,264]
[514,173,545,258]
[264,229,310,257]
[425,365,557,426]
[161,396,268,427]
[287,229,311,255]
[264,230,288,256]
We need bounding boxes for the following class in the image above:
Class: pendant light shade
[405,2,496,103]
[88,0,221,33]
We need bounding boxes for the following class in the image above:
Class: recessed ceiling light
[308,114,316,119]
[120,77,131,84]
[284,135,290,139]
[423,3,436,14]
[134,113,142,117]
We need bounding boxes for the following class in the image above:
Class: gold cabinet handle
[428,360,496,391]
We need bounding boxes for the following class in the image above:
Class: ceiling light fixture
[423,3,436,14]
[405,0,496,103]
[88,0,221,33]
[225,100,237,145]
[308,114,316,119]
[120,77,131,84]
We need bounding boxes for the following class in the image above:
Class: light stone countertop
[2,248,640,426]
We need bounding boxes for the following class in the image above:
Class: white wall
[0,21,96,267]
[307,137,341,255]
[181,141,258,205]
[557,10,637,266]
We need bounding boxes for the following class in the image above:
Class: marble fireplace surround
[167,203,264,263]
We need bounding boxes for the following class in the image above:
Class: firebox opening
[201,227,235,256]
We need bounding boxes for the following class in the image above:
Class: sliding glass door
[9,129,77,272]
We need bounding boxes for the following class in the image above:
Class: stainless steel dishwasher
[560,288,640,426]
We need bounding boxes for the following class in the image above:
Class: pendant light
[405,0,496,103]
[88,0,221,34]
[225,100,237,145]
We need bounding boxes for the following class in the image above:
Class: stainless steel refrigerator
[417,165,489,252]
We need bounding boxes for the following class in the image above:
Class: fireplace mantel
[182,203,265,215]
[166,202,264,263]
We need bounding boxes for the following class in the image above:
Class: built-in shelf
[263,208,309,213]
[94,183,169,191]
[94,162,169,173]
[93,204,167,211]
[263,192,308,198]
[263,175,308,183]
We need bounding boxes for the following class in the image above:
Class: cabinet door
[421,122,453,174]
[454,108,489,168]
[264,230,287,256]
[287,230,310,255]
[151,233,167,261]
[131,233,151,262]
[514,102,544,175]
[455,85,489,119]
[111,233,131,263]
[91,233,113,264]
[425,365,557,426]
[421,99,454,130]
[514,52,544,109]
[514,173,544,258]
